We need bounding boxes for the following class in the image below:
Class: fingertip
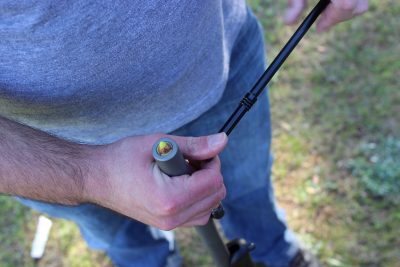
[173,133,227,160]
[207,132,228,150]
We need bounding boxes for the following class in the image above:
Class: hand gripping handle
[152,137,225,219]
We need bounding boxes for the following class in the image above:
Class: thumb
[172,133,228,161]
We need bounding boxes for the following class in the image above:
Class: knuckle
[154,195,180,217]
[185,136,208,154]
[160,199,179,216]
[185,136,199,154]
[218,185,227,200]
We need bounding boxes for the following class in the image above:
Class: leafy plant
[348,137,400,202]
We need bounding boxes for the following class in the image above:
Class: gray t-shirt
[0,1,247,144]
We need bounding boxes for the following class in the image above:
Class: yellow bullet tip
[157,141,173,156]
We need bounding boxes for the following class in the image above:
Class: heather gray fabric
[0,0,247,144]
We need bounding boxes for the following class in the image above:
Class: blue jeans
[19,9,298,267]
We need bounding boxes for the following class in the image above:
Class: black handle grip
[152,137,225,219]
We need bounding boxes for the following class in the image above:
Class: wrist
[81,144,113,205]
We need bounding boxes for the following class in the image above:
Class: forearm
[0,115,229,228]
[0,116,104,205]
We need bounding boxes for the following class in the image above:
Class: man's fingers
[178,186,226,227]
[147,133,227,229]
[173,133,228,161]
[156,182,226,229]
[153,156,223,212]
[317,3,351,32]
[180,156,223,204]
[181,210,212,227]
[139,132,227,162]
[317,0,368,32]
[284,0,307,25]
[282,0,368,32]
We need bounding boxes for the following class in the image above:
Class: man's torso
[0,0,246,144]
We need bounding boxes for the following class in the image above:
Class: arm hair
[0,116,102,205]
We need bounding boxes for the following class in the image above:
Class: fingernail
[207,133,226,148]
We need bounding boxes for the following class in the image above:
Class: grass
[250,0,400,266]
[348,137,400,201]
[0,0,399,266]
[0,197,112,267]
